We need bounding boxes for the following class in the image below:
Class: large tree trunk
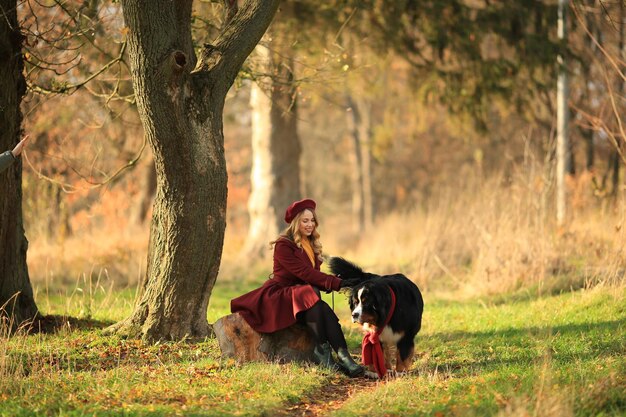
[241,41,301,260]
[108,0,279,342]
[0,0,39,327]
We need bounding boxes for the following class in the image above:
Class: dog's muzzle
[351,311,360,323]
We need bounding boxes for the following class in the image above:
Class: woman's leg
[301,301,363,377]
[300,300,347,351]
[317,301,348,351]
[299,301,338,369]
[300,300,328,345]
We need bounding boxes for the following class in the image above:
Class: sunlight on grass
[331,287,625,417]
[2,285,624,416]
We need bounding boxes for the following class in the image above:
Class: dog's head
[349,280,392,328]
[329,257,395,328]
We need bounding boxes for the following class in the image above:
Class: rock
[213,313,316,363]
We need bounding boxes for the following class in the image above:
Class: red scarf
[361,286,396,378]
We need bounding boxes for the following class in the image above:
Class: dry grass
[324,168,625,297]
[24,158,625,298]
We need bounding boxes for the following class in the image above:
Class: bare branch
[26,40,127,96]
[22,132,147,192]
[572,2,626,79]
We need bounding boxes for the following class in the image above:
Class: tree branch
[204,0,280,87]
[26,40,128,96]
[22,132,147,192]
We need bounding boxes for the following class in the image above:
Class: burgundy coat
[231,237,341,333]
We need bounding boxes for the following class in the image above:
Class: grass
[12,161,626,416]
[1,279,624,416]
[335,288,625,417]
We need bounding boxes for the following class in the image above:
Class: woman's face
[298,209,316,237]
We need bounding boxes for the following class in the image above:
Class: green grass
[334,289,626,417]
[1,280,624,416]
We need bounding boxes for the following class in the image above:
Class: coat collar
[279,237,322,268]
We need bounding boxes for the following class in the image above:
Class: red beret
[284,198,316,224]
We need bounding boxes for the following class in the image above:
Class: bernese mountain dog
[329,257,424,378]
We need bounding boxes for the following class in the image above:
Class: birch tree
[241,33,301,260]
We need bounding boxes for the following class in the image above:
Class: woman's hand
[339,277,367,288]
[12,135,29,157]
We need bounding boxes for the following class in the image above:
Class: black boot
[337,347,365,377]
[313,342,339,370]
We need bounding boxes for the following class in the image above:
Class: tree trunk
[582,127,594,171]
[346,94,374,233]
[556,0,569,226]
[241,41,301,260]
[610,151,620,197]
[214,313,315,363]
[612,0,625,198]
[581,0,597,173]
[108,0,279,342]
[0,0,39,327]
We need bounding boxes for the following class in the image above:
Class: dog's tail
[328,257,378,289]
[329,257,364,277]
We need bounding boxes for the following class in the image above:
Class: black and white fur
[329,257,424,377]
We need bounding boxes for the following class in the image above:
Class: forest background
[16,0,624,297]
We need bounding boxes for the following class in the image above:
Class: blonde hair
[271,209,323,262]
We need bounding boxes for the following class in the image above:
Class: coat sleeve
[0,151,15,174]
[274,240,341,292]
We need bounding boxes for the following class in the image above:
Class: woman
[0,135,29,174]
[231,198,364,377]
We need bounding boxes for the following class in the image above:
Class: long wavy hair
[271,209,323,262]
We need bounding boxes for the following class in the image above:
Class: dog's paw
[383,370,408,379]
[363,370,379,379]
[384,369,397,379]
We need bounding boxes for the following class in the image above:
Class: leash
[331,291,335,311]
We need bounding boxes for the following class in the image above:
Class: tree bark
[241,40,301,260]
[108,0,279,342]
[214,313,315,363]
[0,0,39,327]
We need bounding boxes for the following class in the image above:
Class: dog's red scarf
[361,286,396,378]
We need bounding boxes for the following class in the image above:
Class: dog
[329,257,424,378]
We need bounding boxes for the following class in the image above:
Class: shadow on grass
[30,314,115,334]
[423,318,626,373]
[428,319,625,343]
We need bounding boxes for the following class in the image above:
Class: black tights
[300,300,348,352]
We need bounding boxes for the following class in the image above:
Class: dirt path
[275,375,380,417]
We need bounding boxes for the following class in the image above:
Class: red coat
[231,237,341,333]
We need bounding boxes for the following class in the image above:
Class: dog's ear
[372,285,392,328]
[348,289,356,311]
